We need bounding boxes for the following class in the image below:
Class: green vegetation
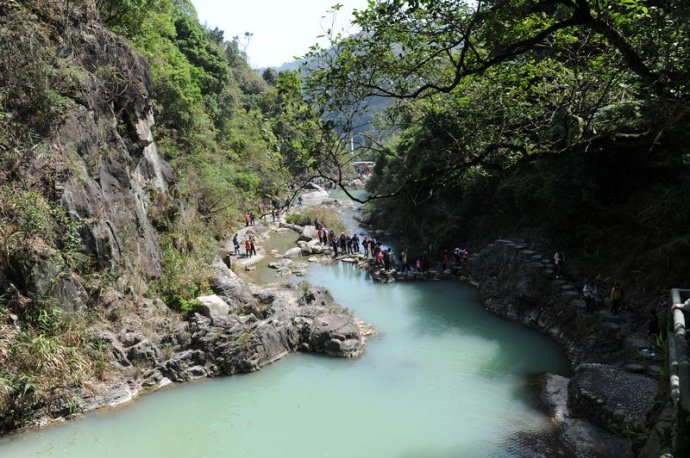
[287,206,347,235]
[0,0,332,429]
[305,0,690,292]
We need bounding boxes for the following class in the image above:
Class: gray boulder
[284,247,302,258]
[304,314,363,358]
[127,339,161,364]
[568,363,658,436]
[298,225,317,242]
[196,295,230,321]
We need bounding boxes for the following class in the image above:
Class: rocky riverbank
[467,239,668,457]
[16,246,372,430]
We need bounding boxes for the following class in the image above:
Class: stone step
[572,299,587,309]
[624,363,646,374]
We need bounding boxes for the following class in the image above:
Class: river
[0,193,567,457]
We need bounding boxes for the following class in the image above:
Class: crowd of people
[315,218,471,273]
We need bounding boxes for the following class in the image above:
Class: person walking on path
[610,282,623,313]
[232,233,240,256]
[244,239,252,257]
[249,236,257,256]
[553,251,565,278]
[582,278,597,312]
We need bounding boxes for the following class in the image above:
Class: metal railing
[669,288,690,454]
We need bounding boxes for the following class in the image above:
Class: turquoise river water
[0,198,568,457]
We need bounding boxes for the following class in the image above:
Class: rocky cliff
[468,240,668,457]
[0,1,370,433]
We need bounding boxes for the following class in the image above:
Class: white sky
[191,0,370,68]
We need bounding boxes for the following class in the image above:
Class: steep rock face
[53,23,172,280]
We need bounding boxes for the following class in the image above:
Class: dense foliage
[304,0,690,293]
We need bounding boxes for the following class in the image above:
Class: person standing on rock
[363,237,370,257]
[383,248,392,271]
[401,249,409,272]
[376,249,385,268]
[232,233,240,256]
[553,251,565,278]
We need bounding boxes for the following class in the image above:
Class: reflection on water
[0,192,567,458]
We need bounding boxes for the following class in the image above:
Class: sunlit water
[0,192,567,457]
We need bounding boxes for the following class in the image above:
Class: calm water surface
[0,195,567,457]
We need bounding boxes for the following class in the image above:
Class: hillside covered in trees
[303,0,690,299]
[0,0,328,430]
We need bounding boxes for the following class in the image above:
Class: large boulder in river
[298,225,317,242]
[284,247,303,258]
[568,363,658,436]
[303,314,363,358]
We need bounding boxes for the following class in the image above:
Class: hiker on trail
[244,239,251,257]
[244,211,250,227]
[346,235,352,254]
[582,279,598,312]
[314,218,322,230]
[610,282,623,313]
[553,251,565,278]
[339,233,347,253]
[401,249,409,272]
[353,234,360,253]
[249,236,257,256]
[331,238,339,257]
[415,258,422,272]
[321,228,328,245]
[362,237,370,256]
[249,211,255,226]
[232,233,240,256]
